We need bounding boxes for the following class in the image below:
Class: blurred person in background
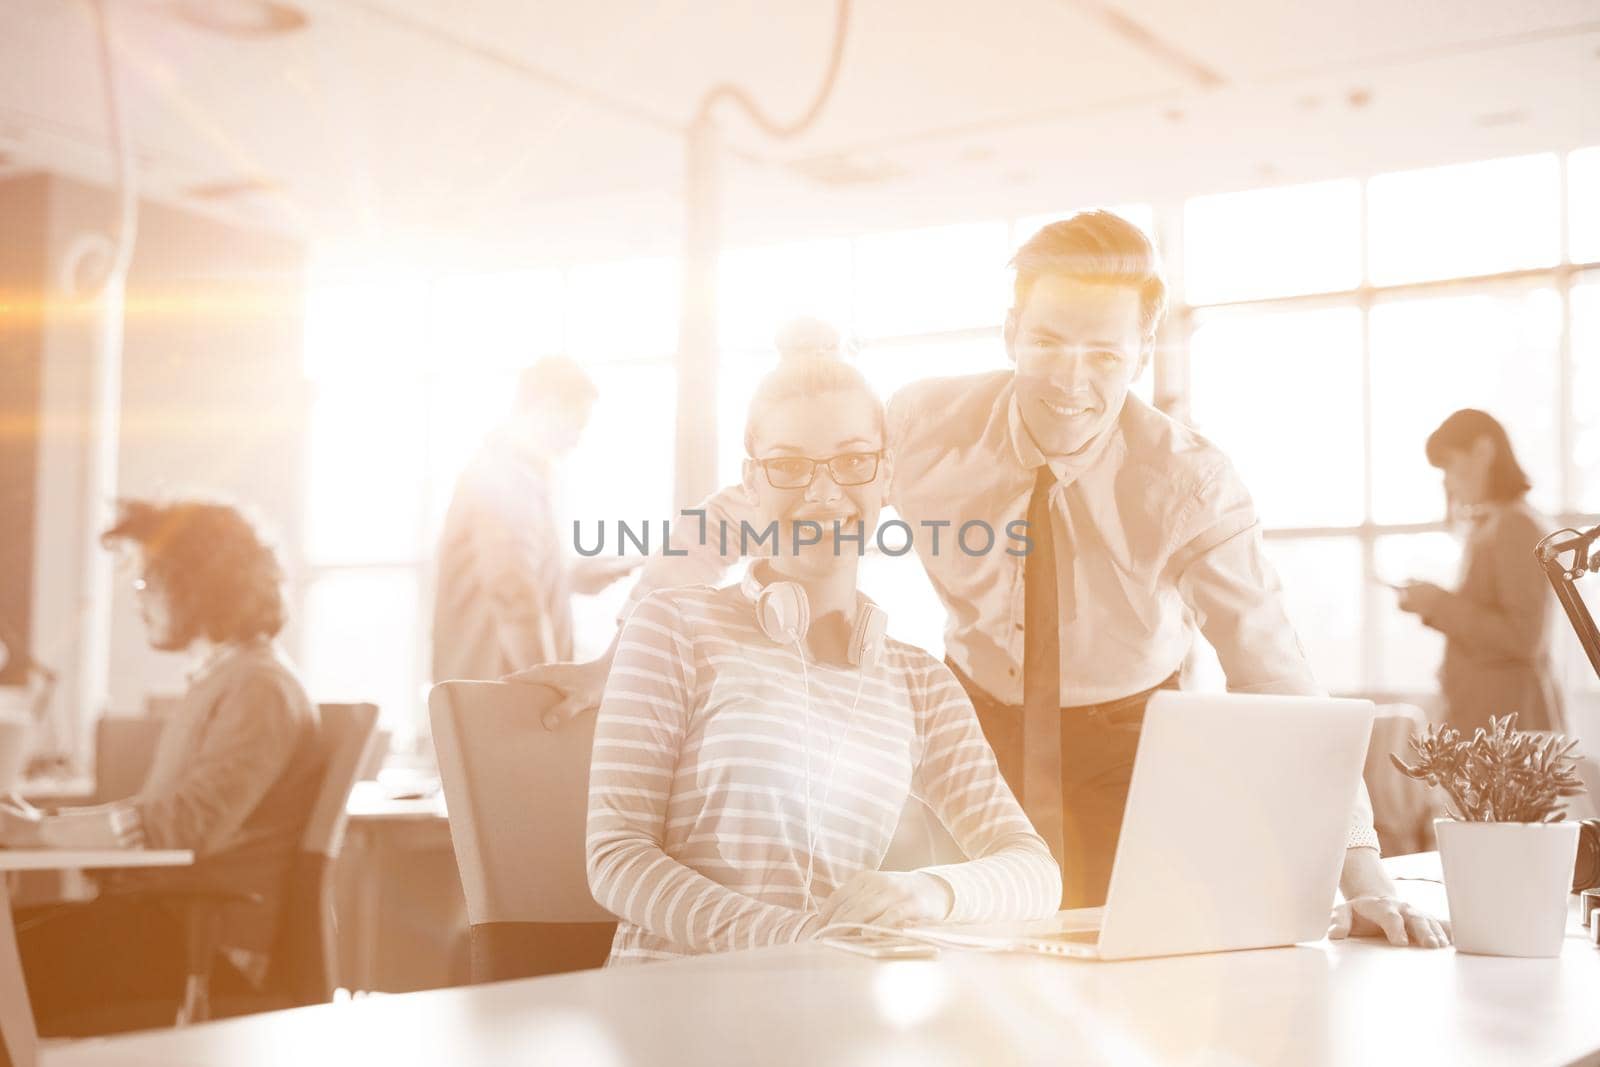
[1395,408,1566,734]
[432,357,637,683]
[0,498,323,1033]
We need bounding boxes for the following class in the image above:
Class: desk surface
[344,780,446,822]
[0,849,191,873]
[39,856,1600,1067]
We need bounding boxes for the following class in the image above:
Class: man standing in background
[431,357,635,683]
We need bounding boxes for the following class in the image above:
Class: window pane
[302,569,420,746]
[1372,532,1461,695]
[1573,281,1600,512]
[561,359,677,656]
[304,278,430,380]
[565,258,680,361]
[858,535,945,659]
[717,347,778,489]
[718,240,853,353]
[856,334,1007,405]
[562,361,676,528]
[1571,147,1600,265]
[1369,287,1562,524]
[1189,306,1364,527]
[854,222,1010,338]
[1367,154,1561,285]
[429,270,565,373]
[1184,181,1361,304]
[1261,538,1363,693]
[306,378,427,565]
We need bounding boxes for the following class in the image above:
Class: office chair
[41,702,377,1034]
[429,681,616,982]
[176,701,379,1023]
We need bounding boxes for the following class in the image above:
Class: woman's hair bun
[774,317,850,363]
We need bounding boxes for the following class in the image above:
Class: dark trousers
[949,661,1179,909]
[12,894,248,1036]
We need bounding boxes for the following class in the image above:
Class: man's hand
[817,871,954,930]
[501,656,611,731]
[569,556,641,596]
[1329,896,1451,948]
[1394,581,1447,616]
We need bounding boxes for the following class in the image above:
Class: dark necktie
[1022,465,1066,867]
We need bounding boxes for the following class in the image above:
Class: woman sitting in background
[0,499,324,1032]
[586,352,1061,965]
[1395,409,1566,733]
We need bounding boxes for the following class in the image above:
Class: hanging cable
[63,0,139,298]
[696,0,852,139]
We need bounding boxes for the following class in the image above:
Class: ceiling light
[171,0,309,37]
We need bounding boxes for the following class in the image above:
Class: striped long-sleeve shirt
[586,582,1062,965]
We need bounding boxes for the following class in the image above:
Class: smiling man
[523,217,1447,948]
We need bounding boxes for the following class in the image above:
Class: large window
[302,150,1599,750]
[1185,149,1598,700]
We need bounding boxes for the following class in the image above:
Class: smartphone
[822,934,940,960]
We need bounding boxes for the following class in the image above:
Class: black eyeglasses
[755,450,882,490]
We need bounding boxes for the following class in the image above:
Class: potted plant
[1392,714,1586,957]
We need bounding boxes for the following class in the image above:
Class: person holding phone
[1394,409,1566,734]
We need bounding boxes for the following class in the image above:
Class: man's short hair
[1009,211,1168,338]
[101,498,288,646]
[516,356,598,413]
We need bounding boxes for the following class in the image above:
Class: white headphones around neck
[740,568,889,670]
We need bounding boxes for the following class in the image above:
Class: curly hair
[101,498,288,646]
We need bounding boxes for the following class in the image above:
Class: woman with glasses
[586,351,1061,965]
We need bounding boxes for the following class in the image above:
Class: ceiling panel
[1110,0,1600,80]
[0,0,1595,260]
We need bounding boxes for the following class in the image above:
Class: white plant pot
[1436,818,1579,958]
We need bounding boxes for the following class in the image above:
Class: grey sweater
[110,639,323,979]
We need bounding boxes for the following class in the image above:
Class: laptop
[905,690,1376,961]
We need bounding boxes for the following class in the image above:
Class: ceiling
[1,0,1597,268]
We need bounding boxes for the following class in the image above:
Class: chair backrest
[268,702,379,1005]
[91,715,168,804]
[429,681,611,924]
[300,703,381,859]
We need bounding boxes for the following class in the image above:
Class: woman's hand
[817,871,954,930]
[501,656,612,731]
[1329,896,1451,948]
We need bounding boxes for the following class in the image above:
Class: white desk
[0,849,192,1067]
[38,856,1600,1067]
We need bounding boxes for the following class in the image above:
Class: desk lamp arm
[1538,525,1600,683]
